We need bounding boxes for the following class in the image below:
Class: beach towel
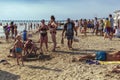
[99,61,120,64]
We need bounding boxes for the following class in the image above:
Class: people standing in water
[28,23,32,31]
[38,19,49,53]
[62,18,77,49]
[48,15,58,51]
[14,24,18,38]
[14,34,24,66]
[10,21,15,38]
[3,23,10,41]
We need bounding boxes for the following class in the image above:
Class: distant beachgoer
[14,35,24,66]
[74,20,79,34]
[38,19,49,53]
[91,19,94,33]
[10,21,15,38]
[93,17,99,35]
[24,23,27,30]
[30,23,33,30]
[62,18,77,49]
[104,18,112,40]
[79,19,83,33]
[98,19,104,36]
[14,24,18,38]
[82,19,87,36]
[48,15,58,51]
[36,23,40,29]
[87,19,91,29]
[34,23,36,29]
[109,14,114,38]
[28,23,32,31]
[3,23,10,41]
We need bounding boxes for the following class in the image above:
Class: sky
[0,0,120,20]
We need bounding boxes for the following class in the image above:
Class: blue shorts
[110,27,114,32]
[67,36,73,40]
[104,27,111,34]
[15,48,22,53]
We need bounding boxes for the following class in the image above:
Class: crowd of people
[1,14,120,65]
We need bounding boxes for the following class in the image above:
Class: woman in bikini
[48,15,58,51]
[38,19,49,53]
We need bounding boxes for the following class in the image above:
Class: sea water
[0,22,39,37]
[0,20,65,36]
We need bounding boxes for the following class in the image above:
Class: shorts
[15,48,22,53]
[105,27,111,34]
[110,27,114,33]
[67,36,73,40]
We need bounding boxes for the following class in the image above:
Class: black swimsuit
[40,28,47,37]
[50,26,56,34]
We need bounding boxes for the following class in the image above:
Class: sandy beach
[1,30,120,80]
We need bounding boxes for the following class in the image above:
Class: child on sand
[24,39,37,56]
[14,34,24,66]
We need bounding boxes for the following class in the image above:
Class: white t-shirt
[74,21,79,27]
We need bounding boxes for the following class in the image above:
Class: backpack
[66,23,73,36]
[96,51,106,61]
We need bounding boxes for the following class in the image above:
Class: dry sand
[0,30,120,80]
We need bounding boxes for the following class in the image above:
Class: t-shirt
[105,20,111,28]
[64,22,75,36]
[74,21,79,27]
[109,18,114,28]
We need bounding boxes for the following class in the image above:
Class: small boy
[14,34,24,66]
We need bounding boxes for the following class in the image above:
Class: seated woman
[24,39,38,56]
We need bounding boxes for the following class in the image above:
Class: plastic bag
[73,36,79,42]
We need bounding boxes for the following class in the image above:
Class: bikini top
[40,27,47,34]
